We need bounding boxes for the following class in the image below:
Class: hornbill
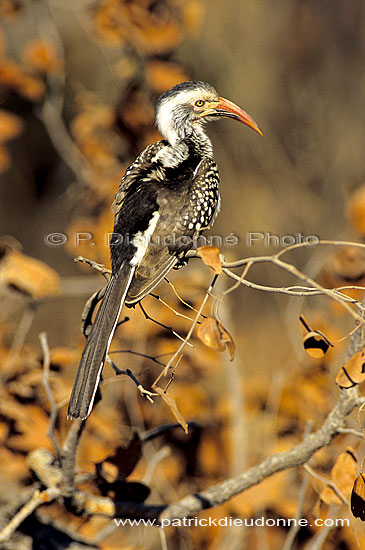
[68,81,262,420]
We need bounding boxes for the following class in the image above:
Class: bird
[68,80,262,420]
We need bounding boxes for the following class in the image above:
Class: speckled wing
[112,141,165,216]
[125,156,220,305]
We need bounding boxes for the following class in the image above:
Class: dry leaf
[197,246,222,274]
[23,39,62,74]
[351,474,365,521]
[331,448,357,500]
[198,317,235,360]
[0,109,23,142]
[347,185,365,236]
[0,0,21,19]
[97,432,142,481]
[146,60,189,94]
[181,0,205,35]
[131,13,182,55]
[50,347,79,367]
[319,448,357,507]
[303,331,333,358]
[336,349,365,389]
[0,145,10,173]
[0,110,23,173]
[323,246,365,287]
[155,387,188,433]
[320,485,342,506]
[300,316,334,358]
[0,249,60,298]
[7,405,52,452]
[0,60,45,101]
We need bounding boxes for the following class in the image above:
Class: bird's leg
[138,302,193,346]
[105,357,157,403]
[173,254,190,270]
[115,316,130,329]
[81,287,106,337]
[81,288,129,338]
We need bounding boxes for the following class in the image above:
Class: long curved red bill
[217,97,263,135]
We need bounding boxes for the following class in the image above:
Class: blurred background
[0,1,364,549]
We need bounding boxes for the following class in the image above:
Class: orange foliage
[0,249,60,298]
[23,39,62,74]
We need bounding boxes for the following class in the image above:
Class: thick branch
[159,388,362,521]
[59,387,362,522]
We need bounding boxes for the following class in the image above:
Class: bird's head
[156,81,262,146]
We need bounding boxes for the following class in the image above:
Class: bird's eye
[195,100,205,107]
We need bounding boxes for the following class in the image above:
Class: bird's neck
[186,124,214,159]
[161,125,213,168]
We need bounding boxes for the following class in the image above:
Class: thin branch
[0,488,60,544]
[60,419,85,497]
[39,332,62,457]
[109,348,167,368]
[276,239,365,258]
[74,256,111,278]
[337,427,364,438]
[164,279,205,316]
[159,527,168,550]
[222,239,365,268]
[283,460,310,550]
[140,422,199,443]
[6,304,37,365]
[106,358,157,403]
[158,389,363,522]
[138,302,193,347]
[153,274,219,387]
[303,464,347,504]
[143,446,171,486]
[150,293,198,323]
[303,505,341,550]
[52,389,363,523]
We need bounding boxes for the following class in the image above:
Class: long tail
[68,264,135,420]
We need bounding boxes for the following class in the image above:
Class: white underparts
[152,143,189,168]
[130,211,160,267]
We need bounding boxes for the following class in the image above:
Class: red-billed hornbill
[68,81,262,419]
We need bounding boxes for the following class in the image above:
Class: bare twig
[139,302,193,347]
[164,278,205,316]
[158,389,363,522]
[337,427,364,438]
[109,348,167,368]
[303,505,341,550]
[153,274,219,387]
[303,464,347,504]
[143,446,171,485]
[140,422,199,443]
[35,387,363,523]
[284,467,310,550]
[222,239,365,268]
[0,488,60,544]
[74,256,111,278]
[6,304,37,366]
[61,419,85,497]
[39,332,62,457]
[106,358,157,403]
[159,527,168,550]
[150,293,198,323]
[283,422,313,550]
